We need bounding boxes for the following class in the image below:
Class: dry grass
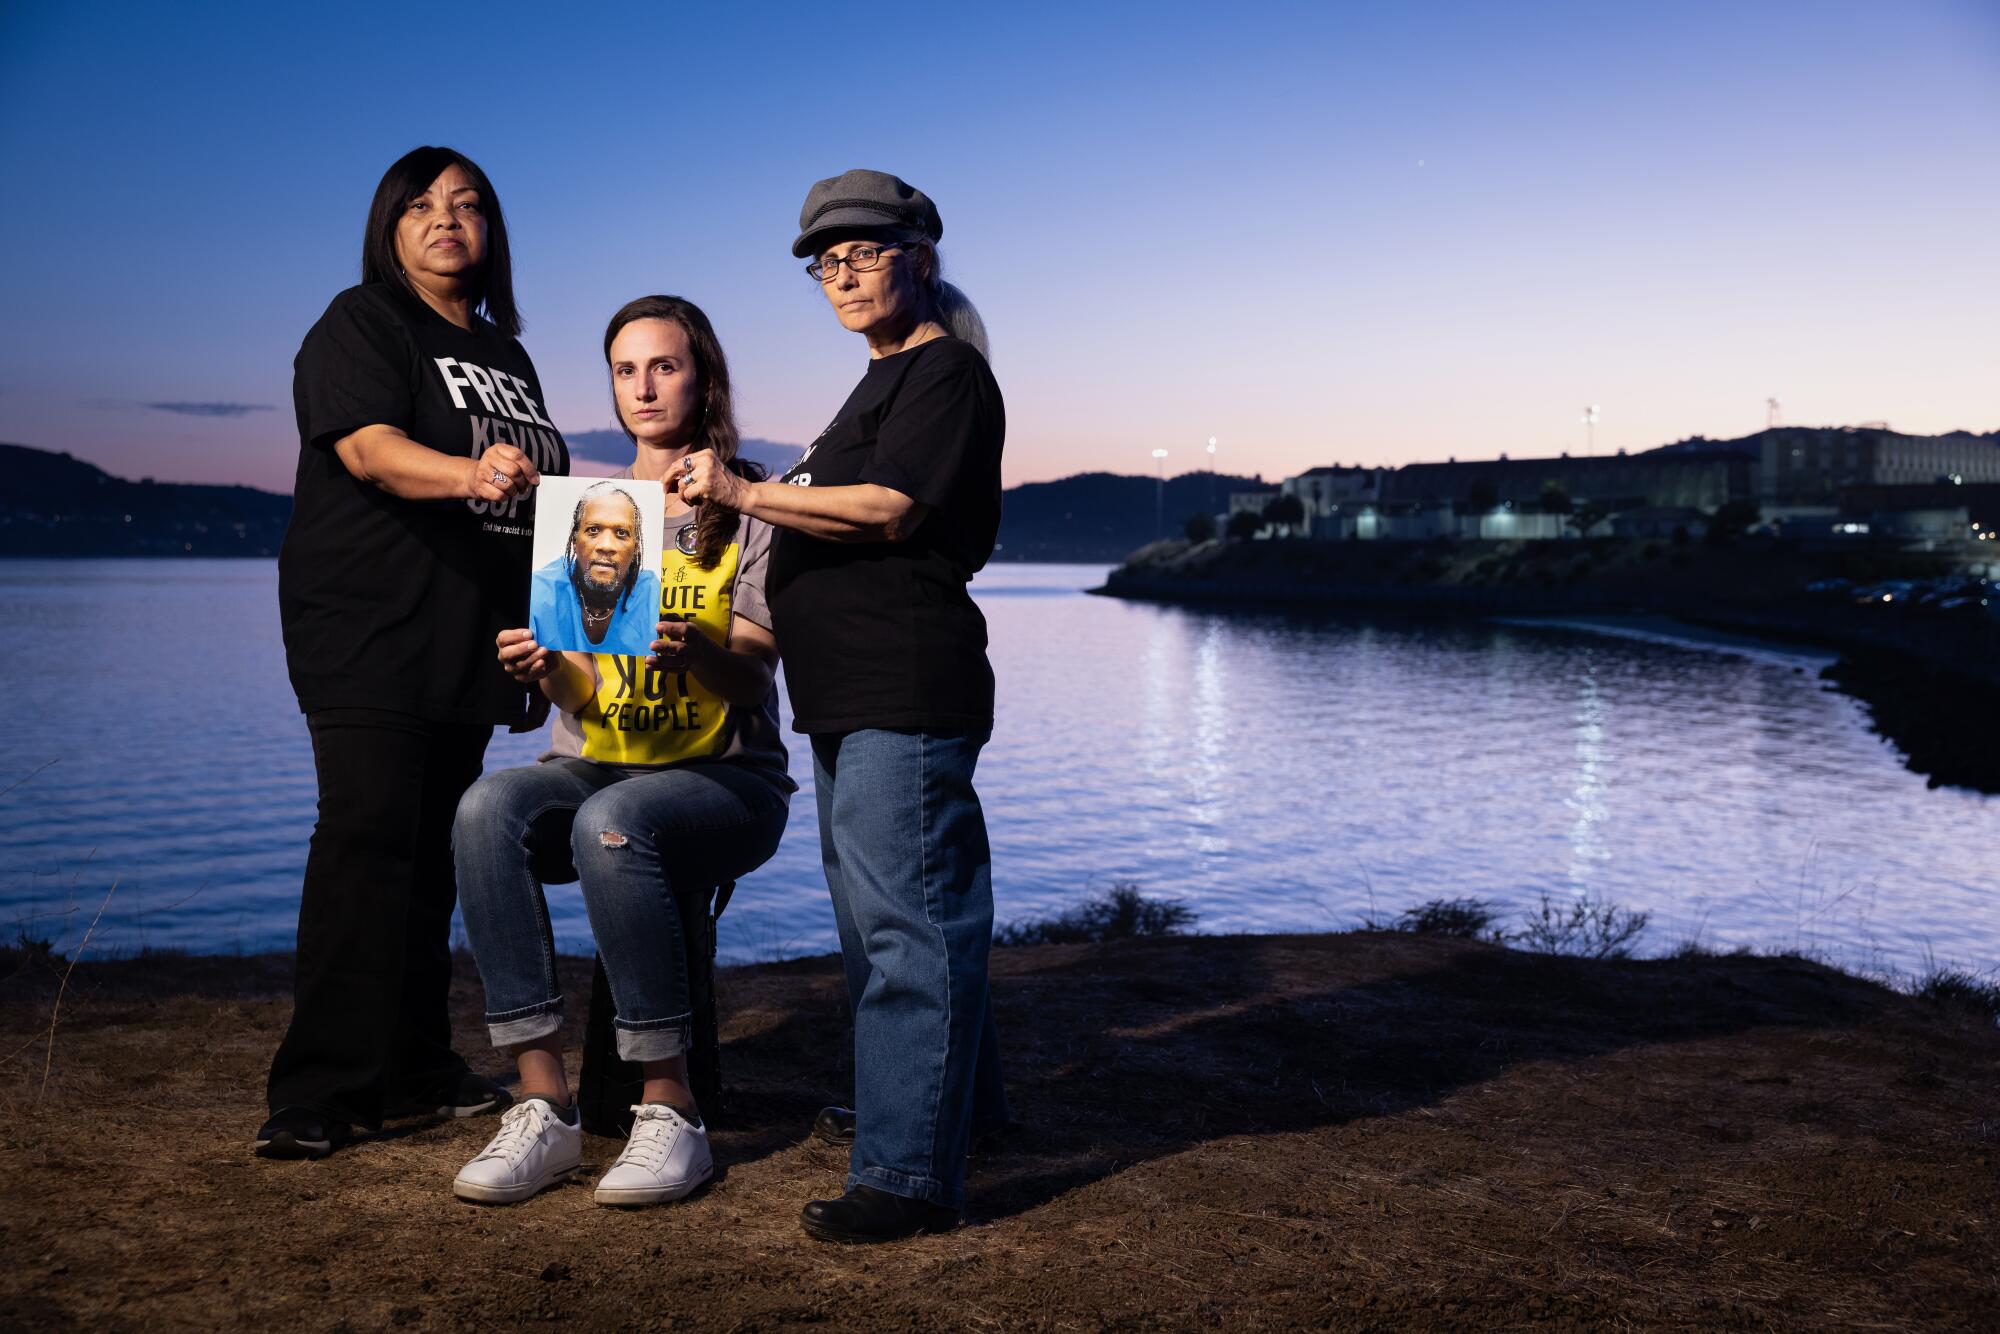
[1,932,1995,1330]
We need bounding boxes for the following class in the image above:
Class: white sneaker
[594,1104,713,1206]
[452,1098,582,1204]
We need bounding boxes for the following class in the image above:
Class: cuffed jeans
[267,708,488,1128]
[813,728,1009,1212]
[453,758,788,1062]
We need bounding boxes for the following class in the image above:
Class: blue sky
[2,0,1995,491]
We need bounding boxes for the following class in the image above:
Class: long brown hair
[601,295,764,569]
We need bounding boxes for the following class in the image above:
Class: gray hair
[892,230,989,359]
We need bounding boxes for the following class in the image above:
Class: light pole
[1581,403,1600,455]
[1205,436,1218,519]
[1766,397,1782,429]
[1151,448,1169,538]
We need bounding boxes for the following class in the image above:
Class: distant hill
[3,442,1241,562]
[993,471,1265,562]
[0,444,294,556]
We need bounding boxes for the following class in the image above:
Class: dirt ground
[1,932,1995,1330]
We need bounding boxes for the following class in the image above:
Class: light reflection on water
[1567,665,1609,894]
[0,559,1994,975]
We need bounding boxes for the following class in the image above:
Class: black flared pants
[266,707,490,1128]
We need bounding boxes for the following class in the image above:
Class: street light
[1581,404,1600,455]
[1151,448,1170,538]
[1205,436,1218,517]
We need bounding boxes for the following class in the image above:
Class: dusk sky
[2,0,1995,494]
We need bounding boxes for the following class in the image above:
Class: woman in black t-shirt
[259,146,570,1160]
[680,169,1009,1243]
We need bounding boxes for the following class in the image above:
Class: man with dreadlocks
[528,480,663,656]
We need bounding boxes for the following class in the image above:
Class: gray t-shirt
[546,502,794,793]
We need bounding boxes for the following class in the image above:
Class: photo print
[528,475,667,657]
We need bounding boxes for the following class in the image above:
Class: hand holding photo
[528,476,666,656]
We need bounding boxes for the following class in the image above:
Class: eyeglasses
[806,243,907,283]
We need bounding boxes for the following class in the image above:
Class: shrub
[1504,893,1650,959]
[1385,897,1495,938]
[1914,968,2000,1020]
[1224,511,1262,541]
[1705,499,1761,543]
[1182,512,1217,543]
[995,883,1198,947]
[1261,494,1306,533]
[3,930,58,970]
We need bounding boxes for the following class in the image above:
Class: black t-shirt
[766,337,1005,734]
[280,284,570,724]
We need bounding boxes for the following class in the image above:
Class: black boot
[811,1105,856,1146]
[799,1185,958,1243]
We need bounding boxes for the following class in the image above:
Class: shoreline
[1490,611,1842,667]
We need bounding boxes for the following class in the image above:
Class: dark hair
[602,295,765,569]
[361,146,522,339]
[565,482,646,612]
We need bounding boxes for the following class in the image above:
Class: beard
[570,556,628,611]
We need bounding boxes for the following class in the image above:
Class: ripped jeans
[452,757,788,1062]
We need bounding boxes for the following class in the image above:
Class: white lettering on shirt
[504,372,555,428]
[491,371,527,420]
[458,362,504,415]
[434,357,476,410]
[436,359,558,430]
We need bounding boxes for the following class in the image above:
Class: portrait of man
[528,478,665,657]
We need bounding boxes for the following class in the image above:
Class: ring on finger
[490,467,508,486]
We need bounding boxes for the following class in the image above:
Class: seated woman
[449,296,791,1206]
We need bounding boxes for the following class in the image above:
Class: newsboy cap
[791,169,943,258]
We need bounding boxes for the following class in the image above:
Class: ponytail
[899,234,990,359]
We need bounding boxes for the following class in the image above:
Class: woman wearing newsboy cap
[679,169,1008,1242]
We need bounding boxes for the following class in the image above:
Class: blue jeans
[813,728,1009,1211]
[453,758,788,1062]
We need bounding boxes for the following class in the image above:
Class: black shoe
[386,1070,513,1120]
[811,1105,855,1147]
[254,1107,353,1160]
[799,1185,959,1244]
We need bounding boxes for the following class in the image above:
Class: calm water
[1,560,1994,974]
